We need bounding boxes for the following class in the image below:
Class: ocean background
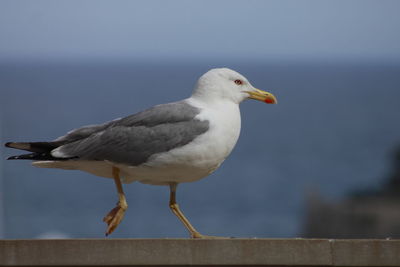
[1,60,399,238]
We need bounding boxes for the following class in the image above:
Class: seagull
[5,68,277,238]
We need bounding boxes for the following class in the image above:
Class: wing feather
[52,101,209,165]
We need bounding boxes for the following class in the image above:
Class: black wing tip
[4,142,31,150]
[7,153,38,160]
[6,152,77,161]
[5,142,13,148]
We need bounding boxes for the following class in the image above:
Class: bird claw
[103,202,127,236]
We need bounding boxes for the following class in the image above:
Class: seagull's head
[192,68,277,105]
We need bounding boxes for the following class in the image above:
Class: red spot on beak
[265,98,275,104]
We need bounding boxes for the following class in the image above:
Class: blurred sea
[1,61,400,238]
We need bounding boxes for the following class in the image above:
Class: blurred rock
[304,145,400,238]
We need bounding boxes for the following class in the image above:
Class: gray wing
[53,101,209,166]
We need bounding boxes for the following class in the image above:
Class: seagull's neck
[187,95,240,111]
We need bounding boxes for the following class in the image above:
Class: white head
[191,68,276,105]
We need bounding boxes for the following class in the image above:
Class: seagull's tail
[5,141,64,161]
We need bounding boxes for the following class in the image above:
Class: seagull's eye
[234,79,243,85]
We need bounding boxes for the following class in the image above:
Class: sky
[0,0,400,62]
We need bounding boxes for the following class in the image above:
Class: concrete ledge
[1,238,400,266]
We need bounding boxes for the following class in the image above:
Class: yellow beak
[246,89,277,104]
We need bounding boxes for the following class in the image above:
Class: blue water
[1,61,399,238]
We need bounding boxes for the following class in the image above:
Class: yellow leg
[170,182,232,239]
[169,183,204,238]
[169,183,229,239]
[103,167,128,236]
